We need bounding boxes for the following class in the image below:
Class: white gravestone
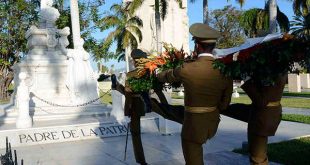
[300,73,310,88]
[288,74,301,92]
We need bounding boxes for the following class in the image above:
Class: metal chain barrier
[30,89,112,108]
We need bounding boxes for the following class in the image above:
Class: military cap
[130,48,148,59]
[189,23,221,43]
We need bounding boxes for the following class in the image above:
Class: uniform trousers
[182,110,220,165]
[130,110,147,164]
[222,103,282,165]
[151,99,221,165]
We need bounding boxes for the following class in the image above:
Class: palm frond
[174,0,184,9]
[110,3,123,13]
[117,52,126,62]
[277,7,290,32]
[98,15,122,31]
[126,31,139,49]
[128,0,144,16]
[127,25,143,42]
[290,14,310,40]
[127,16,143,27]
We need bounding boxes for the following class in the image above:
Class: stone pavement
[1,115,309,165]
[282,107,310,116]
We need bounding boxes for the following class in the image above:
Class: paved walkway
[282,107,310,116]
[1,115,309,165]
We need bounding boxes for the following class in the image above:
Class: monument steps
[0,104,112,123]
[0,113,160,149]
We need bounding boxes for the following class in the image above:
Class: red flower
[237,51,251,62]
[220,54,233,64]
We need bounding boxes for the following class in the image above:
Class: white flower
[233,52,239,61]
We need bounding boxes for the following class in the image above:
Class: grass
[237,91,310,98]
[0,99,9,105]
[231,95,310,109]
[99,91,112,105]
[282,114,310,124]
[233,137,310,165]
[283,91,310,98]
[171,92,185,99]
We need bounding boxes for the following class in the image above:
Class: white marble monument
[1,0,110,125]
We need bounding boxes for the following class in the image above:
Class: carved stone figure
[39,0,60,28]
[66,39,98,104]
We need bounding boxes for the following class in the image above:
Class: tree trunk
[268,0,277,33]
[0,70,14,100]
[203,0,208,24]
[155,11,162,54]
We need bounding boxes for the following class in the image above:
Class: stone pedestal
[157,89,182,134]
[288,74,301,92]
[300,73,310,88]
[111,90,126,122]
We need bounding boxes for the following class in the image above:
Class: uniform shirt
[157,53,233,111]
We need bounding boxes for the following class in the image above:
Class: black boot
[97,74,110,82]
[111,74,117,89]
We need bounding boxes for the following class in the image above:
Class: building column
[70,0,82,49]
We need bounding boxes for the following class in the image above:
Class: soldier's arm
[115,84,124,95]
[157,67,182,83]
[218,79,233,111]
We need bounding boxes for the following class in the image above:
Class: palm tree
[268,0,278,33]
[290,0,310,16]
[235,0,278,33]
[290,13,310,40]
[98,3,143,71]
[240,7,289,37]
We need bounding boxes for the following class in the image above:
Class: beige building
[124,0,190,70]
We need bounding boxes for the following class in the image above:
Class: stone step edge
[1,105,112,123]
[0,117,159,149]
[0,116,158,131]
[1,111,112,123]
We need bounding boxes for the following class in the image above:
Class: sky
[91,0,295,71]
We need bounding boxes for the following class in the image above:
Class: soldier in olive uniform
[156,23,233,165]
[221,74,287,165]
[113,49,151,165]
